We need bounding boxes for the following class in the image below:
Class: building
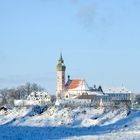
[27,91,51,105]
[65,77,89,99]
[102,86,132,101]
[14,91,51,106]
[56,53,66,98]
[56,53,89,99]
[56,53,133,108]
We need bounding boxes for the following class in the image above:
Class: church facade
[56,54,88,99]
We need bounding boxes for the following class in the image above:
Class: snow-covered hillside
[0,106,140,139]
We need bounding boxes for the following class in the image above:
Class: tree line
[0,83,45,106]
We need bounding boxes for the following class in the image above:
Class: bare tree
[0,82,45,106]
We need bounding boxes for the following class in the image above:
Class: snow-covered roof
[76,95,96,99]
[88,91,104,96]
[28,91,50,98]
[102,86,131,94]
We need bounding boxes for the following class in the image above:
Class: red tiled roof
[66,80,82,90]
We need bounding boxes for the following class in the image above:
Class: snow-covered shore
[0,106,140,139]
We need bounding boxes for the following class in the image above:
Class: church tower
[56,53,66,98]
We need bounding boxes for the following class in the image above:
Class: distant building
[56,53,89,99]
[27,91,51,104]
[14,91,51,106]
[56,53,134,108]
[102,86,132,101]
[65,78,89,99]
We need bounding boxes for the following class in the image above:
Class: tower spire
[57,53,66,71]
[59,52,64,64]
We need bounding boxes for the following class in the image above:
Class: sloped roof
[76,95,96,99]
[102,86,131,94]
[28,91,50,98]
[65,80,83,90]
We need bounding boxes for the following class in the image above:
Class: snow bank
[0,106,140,139]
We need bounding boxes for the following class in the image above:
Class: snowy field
[0,106,140,140]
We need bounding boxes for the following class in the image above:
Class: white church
[56,53,133,104]
[56,53,89,99]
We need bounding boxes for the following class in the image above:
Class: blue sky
[0,0,140,94]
